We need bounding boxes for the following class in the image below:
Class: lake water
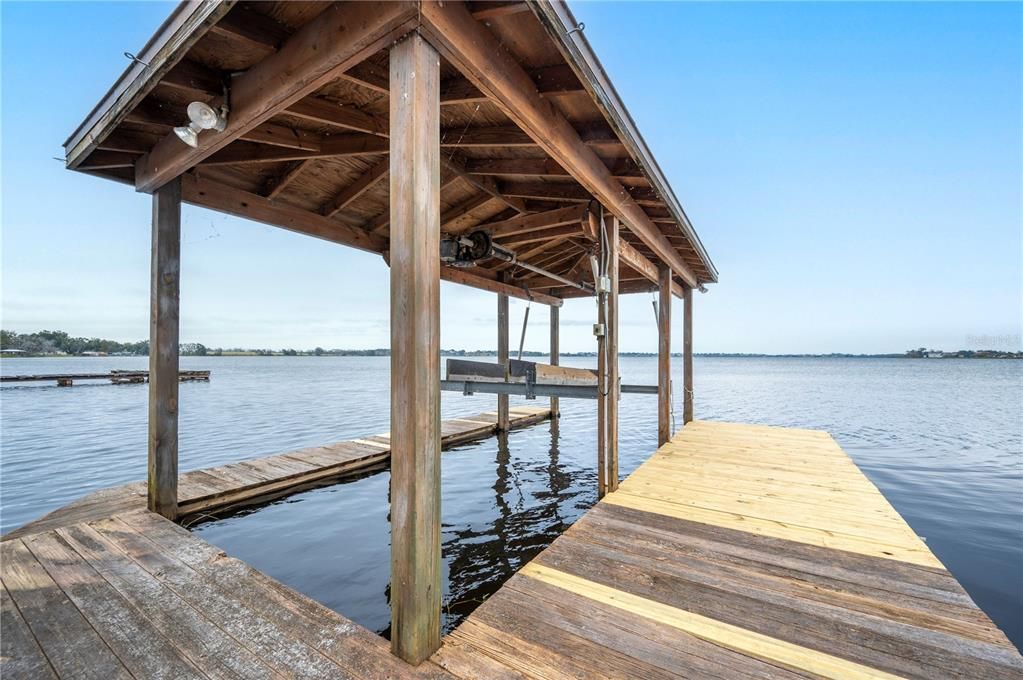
[2,356,1020,648]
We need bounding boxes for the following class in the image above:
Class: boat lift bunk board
[442,358,657,399]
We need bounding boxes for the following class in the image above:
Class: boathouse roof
[64,1,717,302]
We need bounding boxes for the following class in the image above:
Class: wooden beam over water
[388,33,441,665]
[148,177,181,520]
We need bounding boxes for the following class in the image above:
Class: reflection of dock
[0,370,210,387]
[4,419,1022,679]
[2,406,550,541]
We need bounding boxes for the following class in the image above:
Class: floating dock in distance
[2,406,550,541]
[3,419,1021,679]
[437,420,1023,679]
[0,370,210,387]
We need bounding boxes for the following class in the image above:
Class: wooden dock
[3,406,550,541]
[1,370,210,387]
[4,419,1021,679]
[436,420,1023,679]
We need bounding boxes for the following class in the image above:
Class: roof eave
[527,0,718,284]
[63,0,234,171]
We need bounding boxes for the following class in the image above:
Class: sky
[2,2,1020,354]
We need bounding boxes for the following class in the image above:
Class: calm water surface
[2,356,1020,647]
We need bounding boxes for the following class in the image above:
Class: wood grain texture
[4,408,550,542]
[606,215,620,492]
[683,285,694,424]
[135,2,417,191]
[657,266,672,446]
[389,33,442,665]
[439,419,1023,679]
[496,274,510,432]
[549,305,560,418]
[148,178,180,520]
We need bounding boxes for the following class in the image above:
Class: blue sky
[2,2,1020,354]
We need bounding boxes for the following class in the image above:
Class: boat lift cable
[517,288,532,361]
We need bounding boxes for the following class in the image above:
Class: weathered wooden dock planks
[3,406,550,542]
[436,420,1023,679]
[0,370,210,386]
[3,418,1021,679]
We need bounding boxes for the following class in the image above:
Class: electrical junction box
[593,323,605,337]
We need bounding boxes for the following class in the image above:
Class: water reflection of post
[492,430,515,572]
[546,416,570,528]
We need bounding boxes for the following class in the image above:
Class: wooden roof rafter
[64,0,719,305]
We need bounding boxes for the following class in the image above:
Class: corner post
[596,260,608,498]
[657,267,672,445]
[389,33,441,665]
[549,304,560,418]
[683,285,694,424]
[606,215,620,492]
[148,177,181,520]
[497,278,510,431]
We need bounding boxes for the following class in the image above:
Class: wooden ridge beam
[419,1,698,287]
[135,2,417,192]
[181,173,385,254]
[320,157,389,218]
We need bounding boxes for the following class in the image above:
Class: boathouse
[3,2,1021,678]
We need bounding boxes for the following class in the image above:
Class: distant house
[0,348,27,355]
[925,351,944,359]
[81,351,108,357]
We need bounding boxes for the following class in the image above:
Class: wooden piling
[683,285,694,424]
[148,177,181,520]
[497,276,510,431]
[606,215,620,492]
[657,267,672,446]
[388,33,442,665]
[549,305,560,418]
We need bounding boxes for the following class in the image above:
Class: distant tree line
[0,330,216,357]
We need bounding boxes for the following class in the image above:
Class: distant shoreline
[2,351,1020,360]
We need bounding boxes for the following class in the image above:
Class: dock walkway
[437,420,1023,679]
[3,419,1021,678]
[3,406,550,541]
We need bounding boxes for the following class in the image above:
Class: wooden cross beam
[135,2,418,192]
[418,1,698,287]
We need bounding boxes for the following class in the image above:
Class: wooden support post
[497,277,510,431]
[549,304,560,418]
[148,177,181,520]
[657,267,672,446]
[596,271,608,499]
[683,285,694,424]
[606,215,620,492]
[388,34,441,665]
